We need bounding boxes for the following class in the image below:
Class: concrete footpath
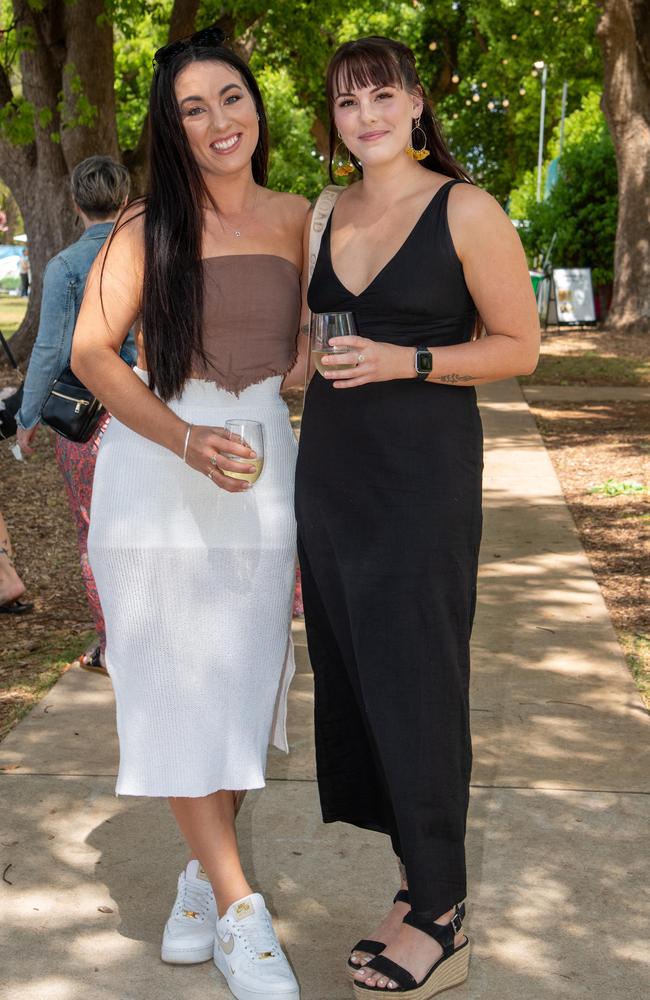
[1,379,648,1000]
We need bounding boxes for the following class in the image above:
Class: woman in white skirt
[72,26,309,1000]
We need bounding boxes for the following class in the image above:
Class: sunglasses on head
[153,25,227,67]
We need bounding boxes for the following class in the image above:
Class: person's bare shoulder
[111,199,146,250]
[100,199,146,277]
[447,182,516,258]
[265,189,310,224]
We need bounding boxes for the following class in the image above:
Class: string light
[465,99,471,106]
[481,81,487,88]
[451,73,460,83]
[511,34,518,40]
[552,14,559,20]
[429,41,437,50]
[502,58,509,64]
[533,8,540,14]
[531,68,538,77]
[452,112,459,119]
[502,98,510,107]
[472,93,480,102]
[487,101,495,110]
[519,87,526,95]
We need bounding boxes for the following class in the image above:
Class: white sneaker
[213,893,300,1000]
[161,859,217,964]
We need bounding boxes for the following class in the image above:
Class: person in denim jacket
[16,155,134,674]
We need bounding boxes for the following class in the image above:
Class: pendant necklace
[216,188,259,239]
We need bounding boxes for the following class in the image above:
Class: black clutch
[41,366,106,443]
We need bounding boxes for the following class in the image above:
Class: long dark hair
[121,43,269,402]
[326,37,471,186]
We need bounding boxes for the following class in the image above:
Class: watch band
[415,344,433,381]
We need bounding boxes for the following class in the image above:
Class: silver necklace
[215,188,259,239]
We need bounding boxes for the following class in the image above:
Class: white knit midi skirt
[88,371,297,797]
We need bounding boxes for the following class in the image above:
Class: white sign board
[548,268,596,325]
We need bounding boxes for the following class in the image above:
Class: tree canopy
[1,0,603,203]
[0,0,647,352]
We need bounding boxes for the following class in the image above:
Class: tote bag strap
[308,184,343,288]
[301,184,344,404]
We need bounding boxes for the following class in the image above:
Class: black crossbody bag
[41,365,106,442]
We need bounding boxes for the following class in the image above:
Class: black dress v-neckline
[325,179,456,300]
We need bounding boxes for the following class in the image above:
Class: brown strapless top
[192,254,301,394]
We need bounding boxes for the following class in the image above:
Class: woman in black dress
[295,37,539,998]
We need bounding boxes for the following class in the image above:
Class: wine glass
[310,311,358,377]
[223,419,264,485]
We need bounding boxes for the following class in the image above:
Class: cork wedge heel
[352,903,470,999]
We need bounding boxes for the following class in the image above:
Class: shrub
[509,92,617,286]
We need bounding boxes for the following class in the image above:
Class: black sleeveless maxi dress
[295,179,483,920]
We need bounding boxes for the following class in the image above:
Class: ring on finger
[210,454,218,467]
[207,469,215,481]
[357,353,365,364]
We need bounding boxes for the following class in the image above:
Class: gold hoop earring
[405,116,430,161]
[333,136,356,177]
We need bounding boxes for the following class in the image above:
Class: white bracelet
[182,423,193,463]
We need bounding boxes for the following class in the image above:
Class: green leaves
[0,97,36,146]
[257,66,327,200]
[510,91,617,285]
[0,0,607,206]
[588,480,647,496]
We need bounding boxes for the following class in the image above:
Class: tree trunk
[0,0,117,362]
[61,0,119,166]
[598,0,650,332]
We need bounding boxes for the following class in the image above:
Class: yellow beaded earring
[333,134,356,177]
[405,116,430,161]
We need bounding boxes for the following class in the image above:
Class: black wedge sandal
[346,890,410,979]
[352,902,469,999]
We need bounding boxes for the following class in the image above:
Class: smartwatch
[414,345,433,381]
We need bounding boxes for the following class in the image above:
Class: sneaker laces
[238,910,281,959]
[175,878,212,920]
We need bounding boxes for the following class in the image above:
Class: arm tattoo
[437,373,475,384]
[300,323,310,336]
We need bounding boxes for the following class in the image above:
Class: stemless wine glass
[310,311,358,377]
[223,419,265,485]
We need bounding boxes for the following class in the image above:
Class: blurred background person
[16,155,134,673]
[0,510,32,614]
[19,248,30,297]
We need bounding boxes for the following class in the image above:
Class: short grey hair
[70,155,130,219]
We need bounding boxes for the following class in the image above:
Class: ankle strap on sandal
[403,902,465,958]
[393,889,410,905]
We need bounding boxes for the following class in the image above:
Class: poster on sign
[548,268,597,325]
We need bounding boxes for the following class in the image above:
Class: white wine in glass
[223,420,264,485]
[310,311,358,377]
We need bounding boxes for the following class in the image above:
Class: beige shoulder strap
[301,185,343,400]
[308,184,343,285]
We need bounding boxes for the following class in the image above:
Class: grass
[619,631,650,708]
[588,479,647,496]
[0,296,27,338]
[0,628,94,742]
[521,351,650,386]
